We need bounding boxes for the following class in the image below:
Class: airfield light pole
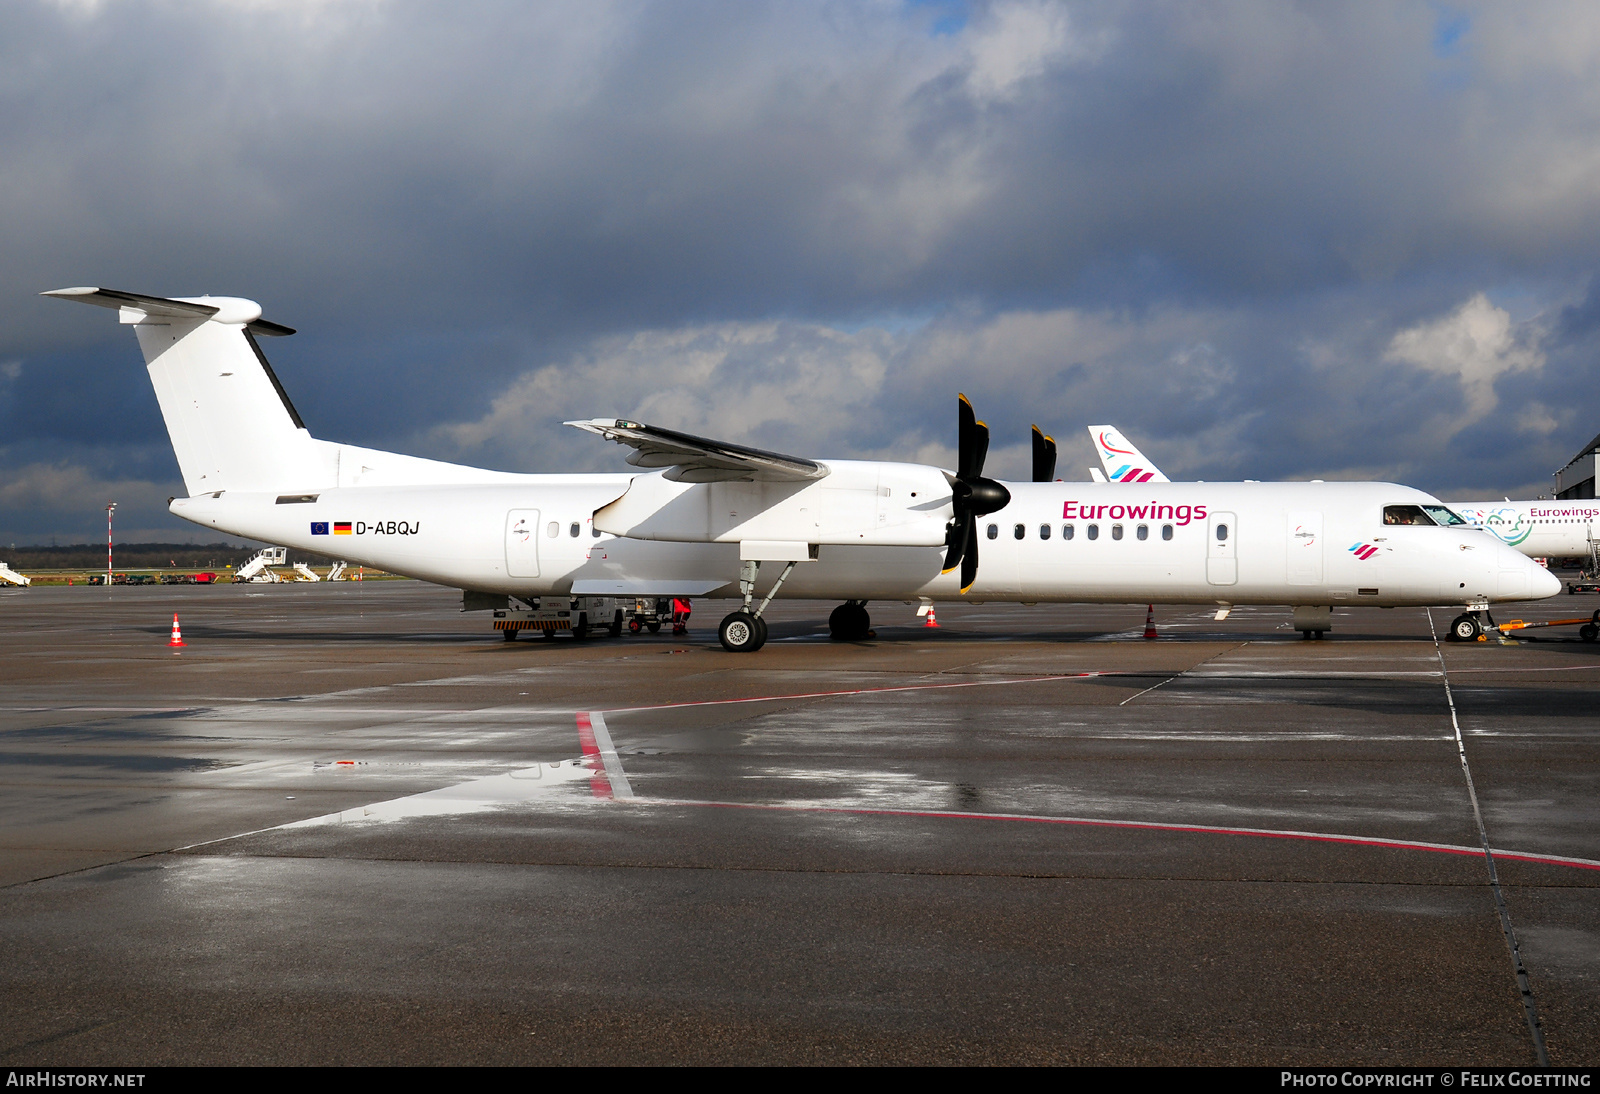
[105,503,116,587]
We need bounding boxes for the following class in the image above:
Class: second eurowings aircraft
[1088,426,1599,562]
[45,287,1559,650]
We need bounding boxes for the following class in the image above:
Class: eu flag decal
[311,522,329,535]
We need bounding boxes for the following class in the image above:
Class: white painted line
[586,710,634,799]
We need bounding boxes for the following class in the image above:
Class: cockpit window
[1421,505,1468,526]
[1383,505,1436,526]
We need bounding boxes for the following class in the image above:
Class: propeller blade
[957,394,978,479]
[960,520,979,593]
[1032,425,1057,483]
[942,510,970,573]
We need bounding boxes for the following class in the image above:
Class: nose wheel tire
[719,611,767,653]
[1449,613,1482,642]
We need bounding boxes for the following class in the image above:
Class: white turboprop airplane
[46,287,1559,648]
[1088,426,1600,564]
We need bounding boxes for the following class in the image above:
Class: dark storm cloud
[4,0,1600,541]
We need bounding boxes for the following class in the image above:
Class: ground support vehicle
[493,597,624,640]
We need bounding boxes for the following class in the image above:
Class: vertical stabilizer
[43,288,332,495]
[1087,425,1170,484]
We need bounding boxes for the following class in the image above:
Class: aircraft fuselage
[172,476,1553,608]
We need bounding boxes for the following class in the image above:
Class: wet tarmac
[1,580,1596,1065]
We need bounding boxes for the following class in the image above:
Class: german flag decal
[334,522,353,535]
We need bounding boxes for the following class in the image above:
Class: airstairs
[292,562,321,582]
[0,561,30,587]
[233,546,287,583]
[325,561,348,581]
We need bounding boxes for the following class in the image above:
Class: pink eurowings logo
[1348,542,1378,560]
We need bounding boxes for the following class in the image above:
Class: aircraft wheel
[608,610,624,638]
[1450,614,1481,642]
[828,602,871,641]
[647,621,661,634]
[753,616,768,645]
[719,611,766,653]
[1581,623,1598,643]
[571,612,588,641]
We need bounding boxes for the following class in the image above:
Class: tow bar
[1493,609,1600,642]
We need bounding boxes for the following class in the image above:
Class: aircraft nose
[1532,562,1563,600]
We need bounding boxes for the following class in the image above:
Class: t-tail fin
[1086,424,1170,484]
[43,288,332,495]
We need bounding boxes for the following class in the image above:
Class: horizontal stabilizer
[42,287,295,337]
[567,418,826,483]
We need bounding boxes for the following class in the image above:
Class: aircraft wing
[566,418,828,483]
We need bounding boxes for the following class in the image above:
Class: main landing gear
[828,600,872,641]
[717,559,801,653]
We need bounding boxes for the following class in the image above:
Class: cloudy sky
[5,0,1600,543]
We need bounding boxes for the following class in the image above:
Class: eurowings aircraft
[46,287,1559,649]
[1088,425,1599,564]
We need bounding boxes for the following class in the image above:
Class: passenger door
[505,509,540,578]
[1207,511,1238,586]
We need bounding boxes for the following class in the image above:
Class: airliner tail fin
[44,288,331,496]
[1086,424,1170,484]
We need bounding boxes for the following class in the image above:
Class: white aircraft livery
[47,287,1560,649]
[1088,425,1598,563]
[1444,500,1599,561]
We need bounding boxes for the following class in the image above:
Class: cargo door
[1207,511,1238,586]
[505,509,540,578]
[1286,510,1323,585]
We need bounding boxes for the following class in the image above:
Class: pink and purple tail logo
[1348,542,1378,560]
[1097,432,1156,482]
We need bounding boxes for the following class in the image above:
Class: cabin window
[1136,524,1148,541]
[987,524,998,540]
[1111,524,1123,540]
[1014,523,1026,540]
[1382,505,1436,526]
[1063,524,1074,540]
[546,522,559,538]
[1162,524,1173,540]
[1087,524,1099,541]
[1039,524,1051,540]
[569,522,581,537]
[1216,523,1229,542]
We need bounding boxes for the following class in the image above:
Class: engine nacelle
[593,461,952,547]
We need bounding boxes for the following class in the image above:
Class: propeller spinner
[942,394,1012,593]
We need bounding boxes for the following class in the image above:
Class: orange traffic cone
[1142,604,1157,640]
[923,606,939,628]
[168,612,186,648]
